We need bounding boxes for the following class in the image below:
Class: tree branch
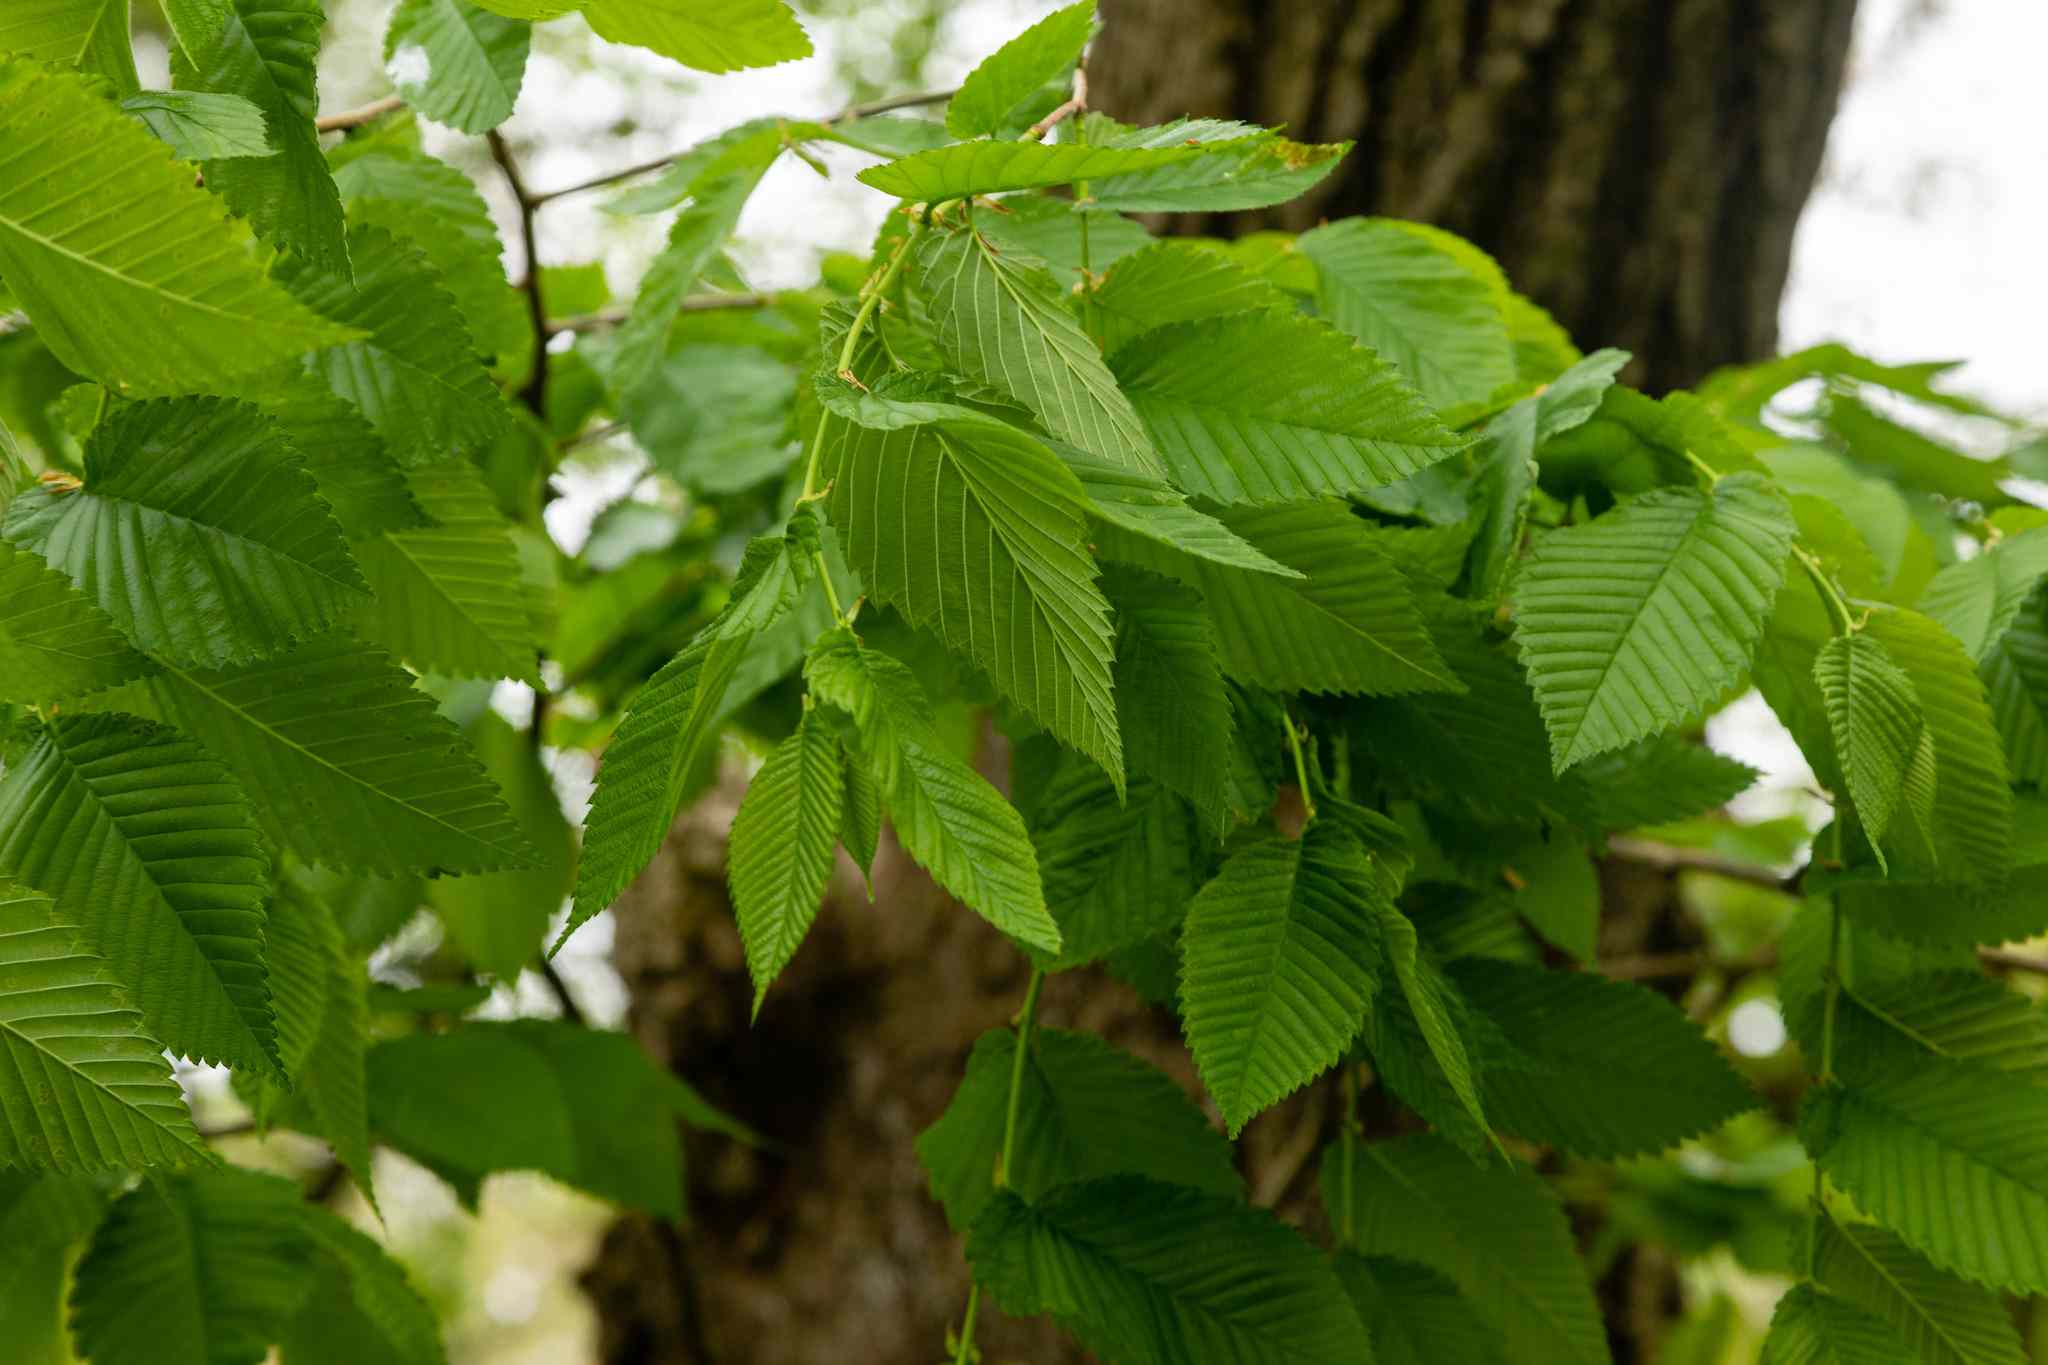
[487,130,551,415]
[545,291,774,336]
[1021,68,1088,142]
[528,87,958,206]
[315,94,404,133]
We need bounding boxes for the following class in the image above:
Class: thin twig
[1603,835,1805,892]
[1020,68,1087,142]
[529,87,958,205]
[487,130,550,414]
[559,419,628,453]
[1977,948,2048,977]
[545,292,773,336]
[539,959,588,1027]
[315,94,404,133]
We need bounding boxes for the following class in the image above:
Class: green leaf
[1028,760,1197,967]
[1299,217,1516,419]
[1860,605,2012,881]
[275,224,510,463]
[806,629,1059,953]
[0,880,209,1172]
[622,344,795,495]
[1760,1286,1902,1365]
[1106,566,1235,834]
[611,168,776,395]
[967,1175,1372,1365]
[1366,902,1490,1153]
[1982,600,2048,784]
[0,0,138,93]
[1805,1064,2048,1293]
[0,713,275,1074]
[1814,632,1926,852]
[1333,1253,1505,1365]
[1823,394,2009,506]
[259,387,424,538]
[1069,457,1297,579]
[913,223,1163,476]
[4,398,365,667]
[820,390,1121,785]
[563,0,809,74]
[278,1207,445,1365]
[127,640,535,876]
[1810,1214,2025,1365]
[426,712,572,981]
[1089,240,1292,357]
[1101,498,1458,696]
[352,461,538,683]
[729,710,844,1016]
[1181,822,1386,1134]
[1512,473,1795,771]
[567,533,805,940]
[1466,348,1630,599]
[945,0,1092,139]
[1085,133,1350,214]
[170,0,348,273]
[368,1020,699,1215]
[71,1168,317,1365]
[860,141,1203,202]
[385,0,529,133]
[0,1172,113,1362]
[122,91,272,159]
[0,60,352,397]
[1450,958,1754,1157]
[919,1027,1237,1231]
[1112,311,1463,503]
[247,879,374,1205]
[1919,525,2048,660]
[1325,1135,1613,1365]
[0,540,151,705]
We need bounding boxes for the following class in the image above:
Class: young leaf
[0,60,353,396]
[275,224,510,463]
[351,461,539,683]
[1325,1135,1613,1365]
[169,0,349,272]
[1112,311,1464,503]
[1089,240,1292,357]
[1861,605,2012,881]
[1465,348,1631,598]
[3,398,366,668]
[860,141,1203,202]
[919,1027,1238,1231]
[806,629,1059,953]
[967,1175,1372,1365]
[1085,132,1351,214]
[1810,1214,2025,1365]
[122,91,273,160]
[1805,1064,2048,1293]
[1181,822,1386,1135]
[1451,958,1756,1157]
[1919,525,2048,660]
[611,165,777,394]
[945,0,1093,139]
[1814,632,1926,849]
[569,534,805,940]
[71,1168,319,1365]
[129,640,535,876]
[912,223,1164,476]
[1069,457,1297,579]
[1102,498,1458,696]
[819,393,1122,786]
[1512,473,1795,771]
[0,713,276,1075]
[0,881,209,1173]
[729,710,844,1016]
[1364,904,1490,1154]
[384,0,530,134]
[1299,217,1517,419]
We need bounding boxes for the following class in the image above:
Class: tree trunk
[1090,0,1857,392]
[583,4,1858,1361]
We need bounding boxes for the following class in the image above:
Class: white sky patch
[385,41,432,90]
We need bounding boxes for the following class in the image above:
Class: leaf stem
[835,213,926,380]
[1338,1063,1359,1247]
[1806,832,1845,1279]
[1285,714,1317,824]
[1793,544,1857,636]
[1680,445,1722,488]
[951,967,1045,1363]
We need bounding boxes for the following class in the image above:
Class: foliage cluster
[1,1,2046,1362]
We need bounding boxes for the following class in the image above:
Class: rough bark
[584,5,1859,1361]
[1091,0,1857,392]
